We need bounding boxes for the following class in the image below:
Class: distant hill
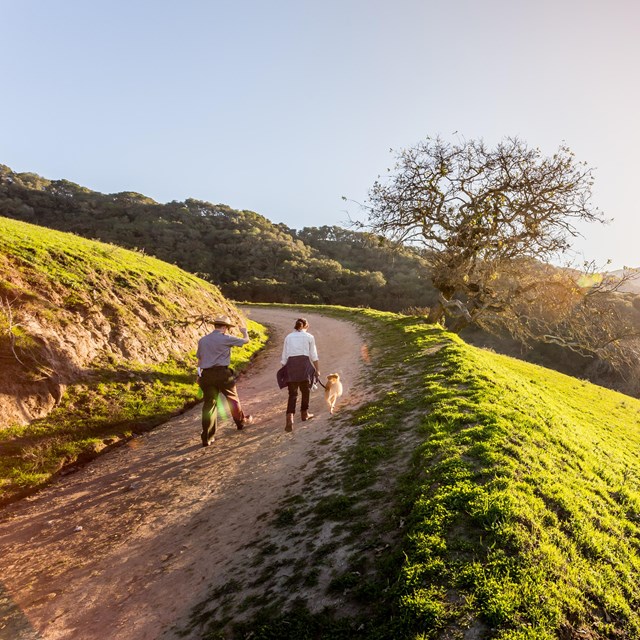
[0,164,438,312]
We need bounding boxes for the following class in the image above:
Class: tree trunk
[427,301,445,325]
[449,315,470,333]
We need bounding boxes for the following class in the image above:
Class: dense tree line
[294,225,437,310]
[0,165,436,310]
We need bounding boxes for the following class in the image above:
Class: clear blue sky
[2,0,638,269]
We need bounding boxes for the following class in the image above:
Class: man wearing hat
[196,315,254,447]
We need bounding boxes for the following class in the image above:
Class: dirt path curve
[0,308,369,640]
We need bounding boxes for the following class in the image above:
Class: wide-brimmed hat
[213,315,235,327]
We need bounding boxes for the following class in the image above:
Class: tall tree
[362,136,605,329]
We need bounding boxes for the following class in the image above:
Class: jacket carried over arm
[277,355,317,389]
[277,330,319,389]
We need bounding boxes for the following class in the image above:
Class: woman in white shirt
[280,318,319,432]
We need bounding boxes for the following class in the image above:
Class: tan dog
[324,373,343,414]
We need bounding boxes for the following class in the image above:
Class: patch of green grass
[249,541,280,567]
[273,506,297,528]
[230,599,372,640]
[211,579,243,599]
[238,303,640,639]
[313,493,360,521]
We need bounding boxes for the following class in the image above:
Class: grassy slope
[0,217,267,503]
[224,305,640,640]
[401,324,640,638]
[0,214,229,315]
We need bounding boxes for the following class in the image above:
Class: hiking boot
[238,415,254,430]
[285,413,294,432]
[301,411,314,421]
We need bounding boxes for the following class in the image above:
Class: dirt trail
[0,308,369,640]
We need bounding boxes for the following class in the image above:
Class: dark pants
[199,366,246,443]
[287,380,310,415]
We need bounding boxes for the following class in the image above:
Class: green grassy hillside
[202,305,640,640]
[0,216,267,503]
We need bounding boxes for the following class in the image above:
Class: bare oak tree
[360,137,640,381]
[362,136,606,329]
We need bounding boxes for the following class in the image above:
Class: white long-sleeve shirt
[281,330,318,365]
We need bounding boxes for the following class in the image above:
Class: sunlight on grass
[242,303,640,638]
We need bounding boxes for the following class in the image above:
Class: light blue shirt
[197,328,249,368]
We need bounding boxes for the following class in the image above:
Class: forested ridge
[0,164,437,311]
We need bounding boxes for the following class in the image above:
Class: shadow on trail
[0,582,42,640]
